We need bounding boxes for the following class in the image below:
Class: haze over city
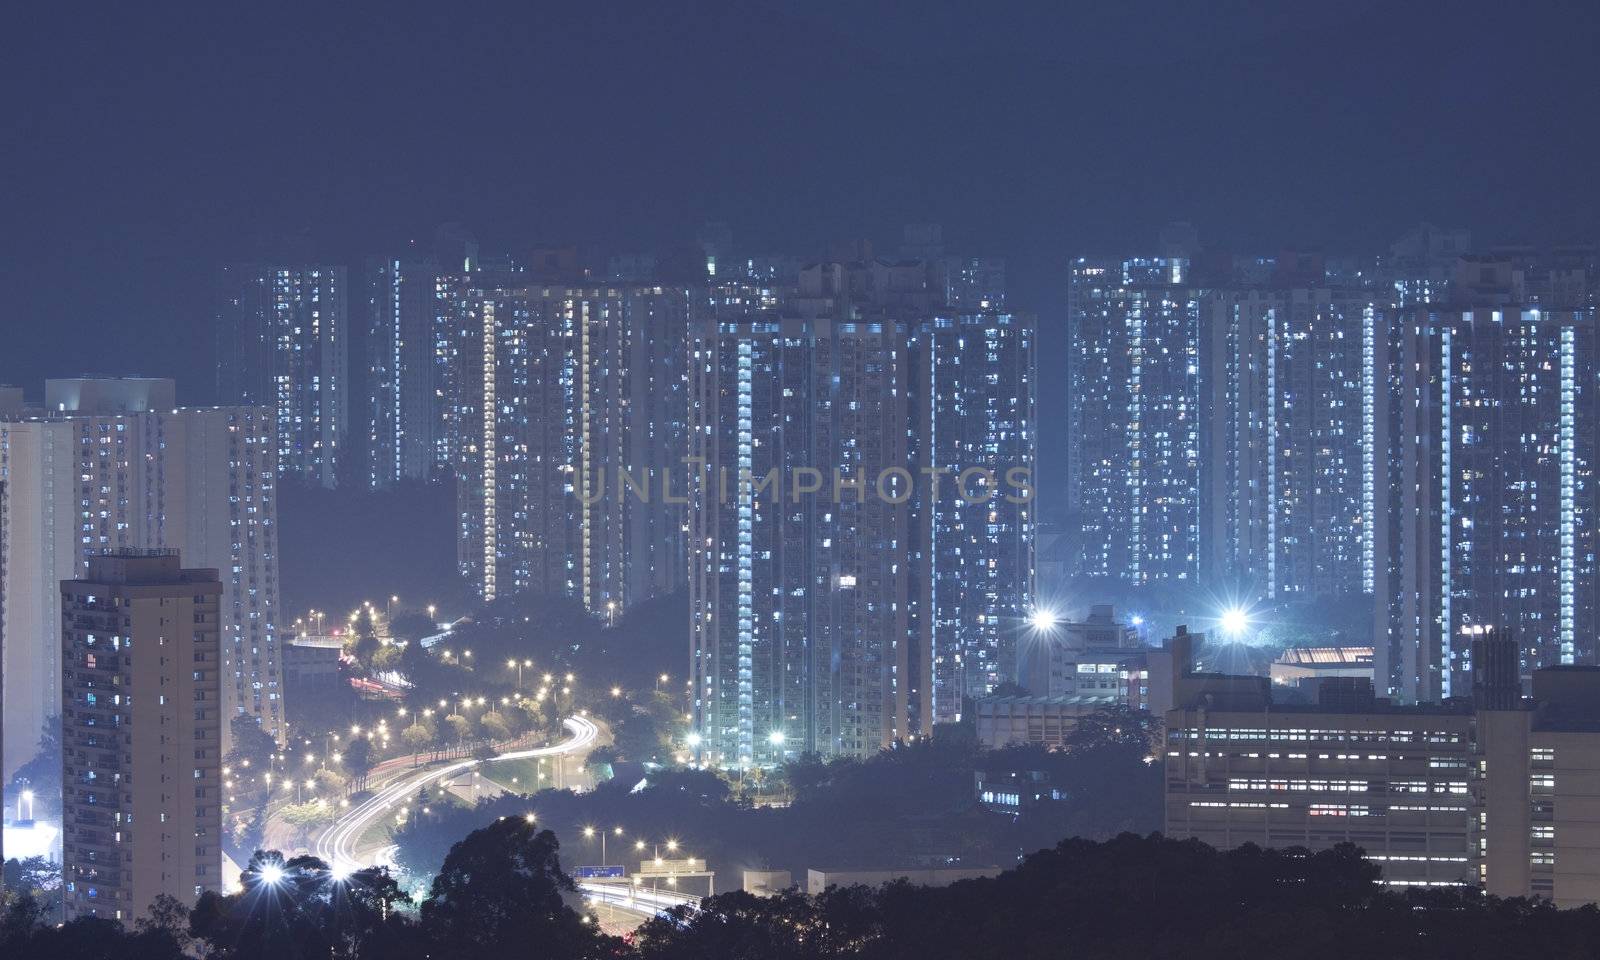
[4,3,1600,959]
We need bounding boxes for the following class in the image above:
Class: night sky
[5,0,1599,398]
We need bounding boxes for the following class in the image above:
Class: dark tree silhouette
[419,818,618,958]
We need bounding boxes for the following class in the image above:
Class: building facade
[1204,288,1379,599]
[1164,627,1474,889]
[365,256,444,488]
[688,312,916,766]
[1377,306,1598,702]
[0,380,282,779]
[1068,258,1202,585]
[451,279,692,612]
[1167,630,1600,906]
[61,551,223,922]
[216,264,349,487]
[912,311,1035,722]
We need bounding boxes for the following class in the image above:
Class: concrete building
[1165,627,1600,903]
[1375,305,1598,702]
[975,694,1120,750]
[1016,604,1142,698]
[911,311,1035,721]
[1269,646,1375,692]
[688,256,1035,762]
[689,309,916,765]
[1383,223,1472,306]
[365,256,445,488]
[1164,627,1475,890]
[740,869,792,896]
[1067,258,1202,585]
[1479,664,1600,905]
[450,278,692,613]
[60,551,223,922]
[1,380,282,779]
[282,635,344,701]
[975,766,1070,813]
[1204,287,1382,600]
[216,264,349,487]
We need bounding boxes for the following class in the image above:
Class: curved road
[313,716,600,874]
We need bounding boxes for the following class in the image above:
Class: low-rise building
[1015,605,1174,715]
[1269,645,1375,692]
[1478,664,1600,907]
[975,694,1118,750]
[282,635,345,701]
[1164,625,1600,904]
[741,869,792,896]
[975,767,1068,813]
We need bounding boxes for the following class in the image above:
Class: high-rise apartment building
[1204,287,1381,599]
[1068,258,1202,585]
[0,380,282,780]
[216,264,349,487]
[912,311,1035,721]
[60,551,222,922]
[451,279,692,612]
[366,256,445,488]
[1376,303,1598,702]
[688,257,1035,762]
[688,310,916,766]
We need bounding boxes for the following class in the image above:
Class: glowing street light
[768,730,786,747]
[259,863,286,886]
[1220,606,1250,638]
[1029,608,1058,631]
[508,659,534,689]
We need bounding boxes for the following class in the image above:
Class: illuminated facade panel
[216,265,349,488]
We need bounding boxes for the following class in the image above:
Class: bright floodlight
[259,864,286,886]
[1220,606,1249,637]
[1130,615,1145,627]
[1029,608,1058,631]
[686,733,703,748]
[330,861,353,882]
[768,730,786,746]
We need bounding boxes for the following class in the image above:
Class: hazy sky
[4,0,1599,394]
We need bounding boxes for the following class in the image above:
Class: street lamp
[583,825,618,866]
[1219,606,1250,638]
[509,658,533,690]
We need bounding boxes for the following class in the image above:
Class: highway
[312,715,600,874]
[579,881,700,922]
